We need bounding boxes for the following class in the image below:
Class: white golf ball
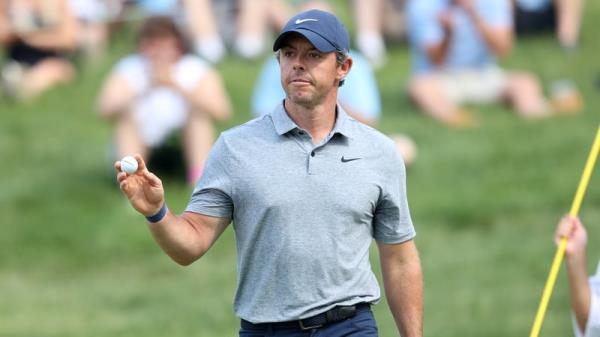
[120,156,138,175]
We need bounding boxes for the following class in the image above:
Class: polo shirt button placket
[308,149,316,175]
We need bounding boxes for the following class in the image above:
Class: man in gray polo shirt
[115,8,423,337]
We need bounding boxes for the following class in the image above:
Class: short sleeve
[407,0,444,50]
[372,145,416,244]
[112,54,150,95]
[185,135,234,219]
[173,55,210,91]
[478,0,512,28]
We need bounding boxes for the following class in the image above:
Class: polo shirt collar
[270,101,355,139]
[271,101,298,135]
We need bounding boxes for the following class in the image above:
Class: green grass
[1,4,600,336]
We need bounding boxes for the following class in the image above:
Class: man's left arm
[378,239,423,337]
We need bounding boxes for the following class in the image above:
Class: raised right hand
[115,154,165,217]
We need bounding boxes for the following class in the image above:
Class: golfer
[116,9,423,337]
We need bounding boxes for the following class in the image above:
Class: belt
[241,303,371,331]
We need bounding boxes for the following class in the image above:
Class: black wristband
[146,203,168,223]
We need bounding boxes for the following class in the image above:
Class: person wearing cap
[251,0,418,166]
[555,216,600,337]
[115,8,423,337]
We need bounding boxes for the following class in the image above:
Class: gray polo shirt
[186,103,415,323]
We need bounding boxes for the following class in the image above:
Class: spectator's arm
[459,1,512,58]
[470,15,512,58]
[19,0,78,51]
[186,69,232,121]
[568,252,591,333]
[425,11,453,66]
[97,74,137,120]
[378,239,423,337]
[555,216,591,333]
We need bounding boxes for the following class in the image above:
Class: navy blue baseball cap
[272,9,349,53]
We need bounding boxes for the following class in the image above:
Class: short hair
[136,16,189,53]
[275,49,350,87]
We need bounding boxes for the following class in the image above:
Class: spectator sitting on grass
[0,0,79,100]
[97,16,232,185]
[406,0,581,128]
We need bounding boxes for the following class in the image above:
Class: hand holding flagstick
[530,125,600,337]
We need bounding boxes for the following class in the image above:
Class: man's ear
[338,56,353,81]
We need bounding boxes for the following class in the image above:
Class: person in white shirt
[98,16,232,185]
[555,215,600,337]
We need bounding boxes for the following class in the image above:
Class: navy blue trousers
[239,309,379,337]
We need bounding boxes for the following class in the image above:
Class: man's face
[278,35,345,108]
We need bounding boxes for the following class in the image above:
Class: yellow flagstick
[529,125,600,337]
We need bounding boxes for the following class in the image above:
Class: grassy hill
[1,3,599,336]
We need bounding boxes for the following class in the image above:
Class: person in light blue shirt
[252,51,381,125]
[513,0,584,49]
[406,0,557,127]
[408,0,511,75]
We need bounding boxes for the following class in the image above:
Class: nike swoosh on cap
[295,18,318,24]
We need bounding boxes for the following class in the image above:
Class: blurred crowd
[0,0,586,183]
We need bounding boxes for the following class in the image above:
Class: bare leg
[409,75,476,127]
[183,0,225,63]
[555,0,584,48]
[20,58,74,99]
[354,0,386,67]
[235,0,268,59]
[265,0,293,31]
[504,72,550,119]
[115,111,149,160]
[183,110,214,185]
